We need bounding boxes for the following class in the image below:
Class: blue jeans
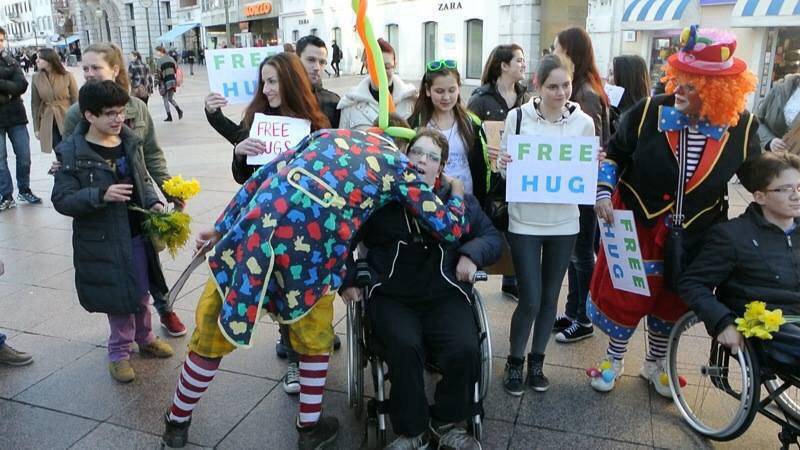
[0,124,32,197]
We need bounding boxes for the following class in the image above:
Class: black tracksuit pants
[368,290,480,436]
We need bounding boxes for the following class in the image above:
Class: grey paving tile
[509,423,652,449]
[0,399,99,449]
[70,422,207,450]
[14,348,175,421]
[0,285,76,330]
[516,365,654,446]
[0,252,73,285]
[111,369,272,447]
[0,280,25,299]
[217,321,287,381]
[32,267,76,292]
[0,333,95,398]
[479,418,514,450]
[218,387,364,450]
[30,304,112,346]
[0,228,72,254]
[483,356,523,423]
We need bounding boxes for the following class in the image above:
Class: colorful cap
[667,25,747,76]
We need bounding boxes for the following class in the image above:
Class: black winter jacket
[52,122,167,314]
[314,84,341,128]
[342,182,502,301]
[467,82,529,122]
[0,51,29,128]
[680,203,800,337]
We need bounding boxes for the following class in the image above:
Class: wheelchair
[667,311,800,449]
[346,260,493,448]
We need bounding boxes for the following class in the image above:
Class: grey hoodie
[336,75,417,130]
[757,74,800,150]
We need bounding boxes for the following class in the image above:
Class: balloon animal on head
[352,0,417,143]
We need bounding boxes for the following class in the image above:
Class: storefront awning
[51,34,81,46]
[157,23,200,42]
[732,0,800,27]
[621,0,693,30]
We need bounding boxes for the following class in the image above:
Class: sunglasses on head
[426,59,457,72]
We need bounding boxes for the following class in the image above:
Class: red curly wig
[662,63,757,128]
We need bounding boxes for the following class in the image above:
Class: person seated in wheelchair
[341,128,502,450]
[680,152,800,371]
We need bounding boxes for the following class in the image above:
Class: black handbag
[663,129,689,293]
[485,108,522,231]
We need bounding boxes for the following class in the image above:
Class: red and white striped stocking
[298,354,330,427]
[169,351,221,423]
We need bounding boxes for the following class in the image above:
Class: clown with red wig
[587,26,762,396]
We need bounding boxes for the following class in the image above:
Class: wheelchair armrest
[472,271,488,283]
[356,259,372,287]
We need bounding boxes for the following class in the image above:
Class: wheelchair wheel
[347,301,365,417]
[473,290,492,400]
[667,312,760,441]
[766,375,800,423]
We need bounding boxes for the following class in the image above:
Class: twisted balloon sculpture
[352,0,416,141]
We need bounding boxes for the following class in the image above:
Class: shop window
[332,27,341,47]
[773,29,800,83]
[128,3,134,20]
[386,24,399,62]
[310,28,318,37]
[649,35,680,84]
[163,1,171,19]
[465,19,482,79]
[423,21,437,65]
[131,26,137,50]
[292,29,299,42]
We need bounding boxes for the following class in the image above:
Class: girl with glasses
[409,59,491,209]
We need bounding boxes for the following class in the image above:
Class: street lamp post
[140,0,154,63]
[224,0,231,46]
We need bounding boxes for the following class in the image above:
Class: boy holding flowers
[51,80,174,382]
[680,152,800,368]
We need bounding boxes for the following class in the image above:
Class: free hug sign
[206,47,283,104]
[505,135,599,205]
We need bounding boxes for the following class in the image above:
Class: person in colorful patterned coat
[162,128,469,449]
[586,26,762,397]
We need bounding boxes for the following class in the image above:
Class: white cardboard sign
[604,84,625,108]
[206,47,282,104]
[247,114,311,166]
[505,135,599,205]
[599,210,651,297]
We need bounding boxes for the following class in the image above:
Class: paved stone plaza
[0,66,785,449]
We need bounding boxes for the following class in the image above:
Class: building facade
[0,0,61,49]
[277,0,587,85]
[588,0,800,109]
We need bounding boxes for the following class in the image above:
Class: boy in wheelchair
[340,129,502,449]
[680,152,800,370]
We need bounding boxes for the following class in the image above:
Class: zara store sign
[438,1,463,11]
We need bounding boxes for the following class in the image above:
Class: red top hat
[667,26,747,76]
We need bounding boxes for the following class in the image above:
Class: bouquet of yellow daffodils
[132,175,201,257]
[735,301,800,340]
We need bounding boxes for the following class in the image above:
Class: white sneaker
[590,356,624,393]
[283,361,300,395]
[640,359,673,399]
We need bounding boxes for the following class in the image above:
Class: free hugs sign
[206,47,283,104]
[600,210,651,297]
[505,135,599,205]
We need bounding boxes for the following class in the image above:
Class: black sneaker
[275,336,289,359]
[333,334,341,351]
[526,353,549,392]
[162,411,191,448]
[17,190,41,204]
[552,315,573,333]
[555,322,594,343]
[297,416,339,450]
[503,357,525,397]
[0,195,15,211]
[501,284,518,301]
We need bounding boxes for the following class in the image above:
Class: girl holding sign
[408,60,491,208]
[205,52,330,184]
[497,54,596,396]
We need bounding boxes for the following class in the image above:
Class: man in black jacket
[0,27,41,210]
[296,35,340,128]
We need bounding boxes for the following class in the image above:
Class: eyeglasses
[426,59,457,72]
[765,184,800,195]
[408,146,442,164]
[101,109,126,121]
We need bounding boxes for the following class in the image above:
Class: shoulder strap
[515,107,522,135]
[637,97,653,138]
[674,129,688,227]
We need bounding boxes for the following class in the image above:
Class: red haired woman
[588,27,761,396]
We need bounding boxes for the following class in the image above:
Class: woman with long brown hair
[31,48,78,153]
[207,52,329,184]
[551,27,611,344]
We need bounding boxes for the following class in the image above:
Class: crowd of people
[0,21,798,450]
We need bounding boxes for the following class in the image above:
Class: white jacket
[500,98,596,236]
[336,75,418,130]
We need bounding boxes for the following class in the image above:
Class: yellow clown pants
[189,278,336,358]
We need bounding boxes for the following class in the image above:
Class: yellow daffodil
[743,301,767,321]
[162,175,201,201]
[735,301,799,341]
[761,309,786,332]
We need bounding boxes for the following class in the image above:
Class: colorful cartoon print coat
[209,128,469,347]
